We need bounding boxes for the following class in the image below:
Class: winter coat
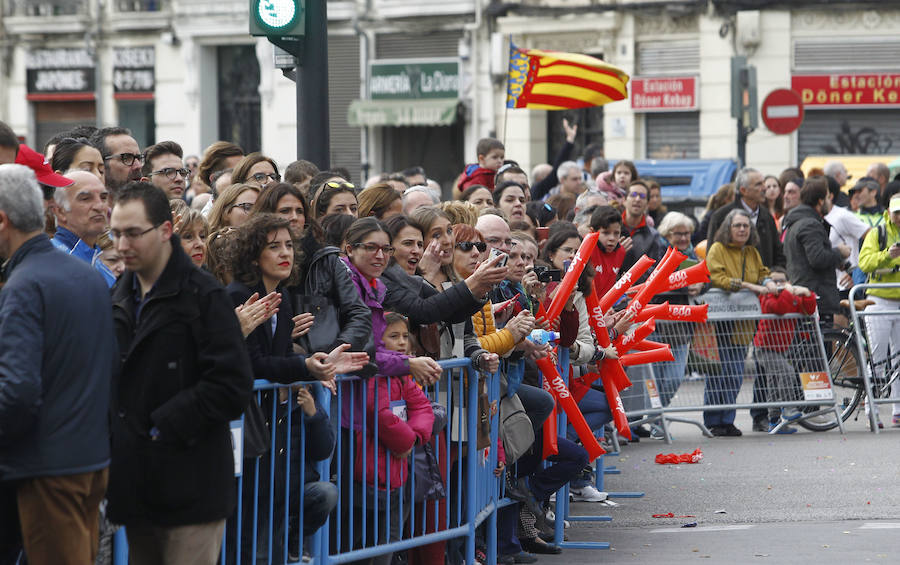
[296,244,371,352]
[381,263,485,326]
[858,210,900,299]
[457,164,496,191]
[753,290,818,353]
[107,239,253,527]
[705,241,769,347]
[0,235,117,481]
[782,204,843,316]
[707,200,785,268]
[355,375,434,490]
[621,212,666,282]
[227,281,313,383]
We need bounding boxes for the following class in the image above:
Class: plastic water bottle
[528,329,559,345]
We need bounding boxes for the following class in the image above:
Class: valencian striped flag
[506,42,629,110]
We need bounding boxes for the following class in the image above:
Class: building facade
[2,0,899,191]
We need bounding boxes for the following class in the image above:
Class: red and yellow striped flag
[506,42,629,110]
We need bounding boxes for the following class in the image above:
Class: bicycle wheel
[797,327,865,432]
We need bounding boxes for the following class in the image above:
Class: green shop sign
[369,59,460,100]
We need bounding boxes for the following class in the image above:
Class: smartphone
[489,247,508,267]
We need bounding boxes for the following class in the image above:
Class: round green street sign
[255,0,298,31]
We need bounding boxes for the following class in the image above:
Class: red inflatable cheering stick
[536,356,605,461]
[545,232,599,323]
[626,260,710,296]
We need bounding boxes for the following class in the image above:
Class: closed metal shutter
[375,31,462,59]
[329,34,361,183]
[793,39,900,72]
[798,109,900,161]
[646,112,699,159]
[636,41,699,75]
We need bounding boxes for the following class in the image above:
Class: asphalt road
[539,406,900,564]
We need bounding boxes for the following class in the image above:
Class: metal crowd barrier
[849,283,900,434]
[112,358,502,565]
[619,289,844,438]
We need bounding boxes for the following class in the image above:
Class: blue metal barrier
[112,359,501,565]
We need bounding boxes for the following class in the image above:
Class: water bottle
[528,329,559,345]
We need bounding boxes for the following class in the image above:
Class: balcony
[109,0,171,31]
[3,0,90,34]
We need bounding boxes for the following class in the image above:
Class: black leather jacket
[298,245,372,352]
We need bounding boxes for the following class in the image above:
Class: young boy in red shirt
[751,267,818,434]
[458,137,505,191]
[588,205,628,300]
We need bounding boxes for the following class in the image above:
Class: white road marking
[650,525,755,533]
[859,523,900,530]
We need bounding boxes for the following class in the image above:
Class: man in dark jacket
[107,181,253,564]
[708,167,786,269]
[621,180,665,281]
[783,176,850,322]
[0,164,116,564]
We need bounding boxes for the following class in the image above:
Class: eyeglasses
[628,191,647,200]
[456,241,487,253]
[250,172,281,183]
[231,202,255,213]
[150,167,190,180]
[105,153,145,166]
[670,231,692,238]
[484,237,513,248]
[559,246,578,254]
[351,242,394,256]
[109,223,161,242]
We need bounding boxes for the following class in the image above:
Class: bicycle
[796,300,900,431]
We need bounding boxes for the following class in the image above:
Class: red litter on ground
[652,513,696,518]
[655,448,703,464]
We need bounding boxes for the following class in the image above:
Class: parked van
[610,158,738,215]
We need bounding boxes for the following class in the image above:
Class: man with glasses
[620,180,665,279]
[50,171,117,287]
[106,181,252,564]
[707,166,785,269]
[90,127,143,198]
[142,141,189,200]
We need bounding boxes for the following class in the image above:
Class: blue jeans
[566,388,612,442]
[303,481,338,537]
[703,329,746,427]
[654,341,689,407]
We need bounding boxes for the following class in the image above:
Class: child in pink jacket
[353,313,434,565]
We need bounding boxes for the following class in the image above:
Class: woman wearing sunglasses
[312,180,358,218]
[207,183,260,232]
[231,152,281,190]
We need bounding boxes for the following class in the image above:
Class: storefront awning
[348,98,459,127]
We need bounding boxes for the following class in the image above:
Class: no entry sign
[761,88,804,135]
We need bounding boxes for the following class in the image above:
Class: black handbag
[242,395,270,459]
[293,294,340,353]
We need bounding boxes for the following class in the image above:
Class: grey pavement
[538,406,900,564]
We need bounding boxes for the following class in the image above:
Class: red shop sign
[791,74,900,108]
[631,76,698,112]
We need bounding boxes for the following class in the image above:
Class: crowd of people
[0,116,899,565]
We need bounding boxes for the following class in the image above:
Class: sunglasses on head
[456,241,487,253]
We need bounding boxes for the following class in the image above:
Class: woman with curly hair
[225,214,368,563]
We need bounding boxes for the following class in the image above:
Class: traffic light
[730,55,758,130]
[250,0,305,57]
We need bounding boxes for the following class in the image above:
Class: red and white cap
[14,143,73,188]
